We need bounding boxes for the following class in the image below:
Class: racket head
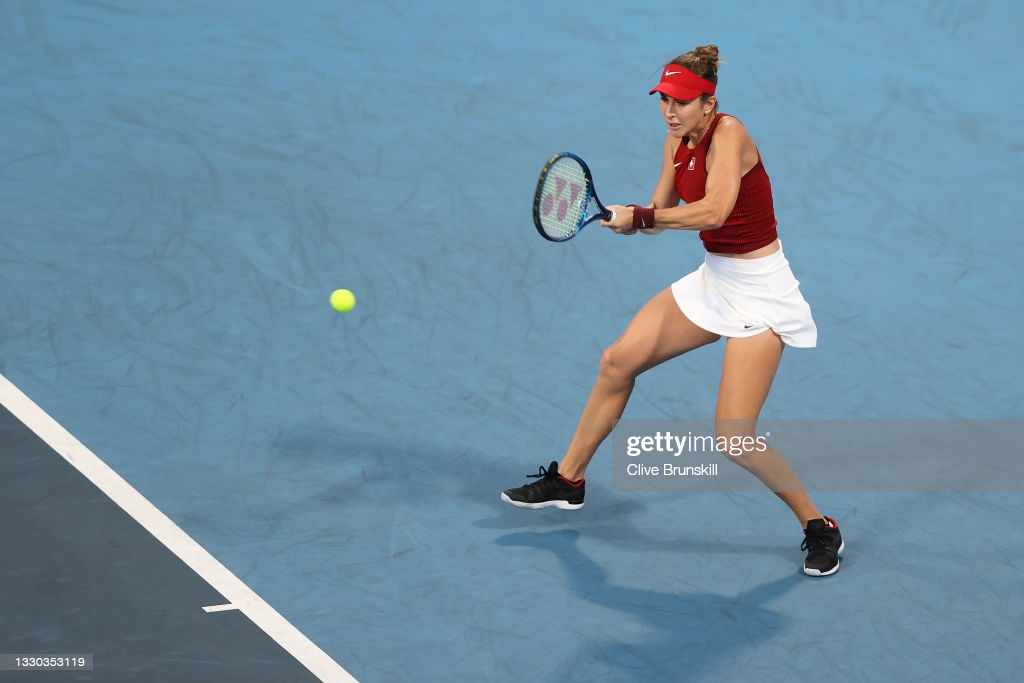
[533,152,611,242]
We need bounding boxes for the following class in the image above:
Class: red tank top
[674,113,778,254]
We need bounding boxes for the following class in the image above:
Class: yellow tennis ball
[330,289,356,313]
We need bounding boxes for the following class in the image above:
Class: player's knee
[599,342,640,387]
[714,418,762,467]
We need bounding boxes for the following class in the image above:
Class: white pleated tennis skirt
[670,244,817,348]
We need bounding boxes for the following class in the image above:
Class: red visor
[649,65,716,101]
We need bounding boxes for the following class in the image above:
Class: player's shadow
[477,484,801,567]
[495,529,799,682]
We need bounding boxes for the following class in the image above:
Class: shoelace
[801,530,836,553]
[526,464,556,482]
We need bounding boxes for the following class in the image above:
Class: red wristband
[630,205,656,231]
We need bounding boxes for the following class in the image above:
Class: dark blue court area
[2,1,1022,681]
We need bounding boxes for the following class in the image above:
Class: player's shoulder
[716,113,746,132]
[714,114,755,142]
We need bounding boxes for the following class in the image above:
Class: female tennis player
[502,45,844,576]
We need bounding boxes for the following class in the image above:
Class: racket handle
[607,210,617,222]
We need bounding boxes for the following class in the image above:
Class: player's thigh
[715,331,784,424]
[606,288,719,376]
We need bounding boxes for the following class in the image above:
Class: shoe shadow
[495,529,800,682]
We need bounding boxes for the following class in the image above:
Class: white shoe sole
[803,539,845,577]
[500,492,583,510]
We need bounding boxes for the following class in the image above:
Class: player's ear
[704,95,717,114]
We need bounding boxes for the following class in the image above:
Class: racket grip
[607,210,617,222]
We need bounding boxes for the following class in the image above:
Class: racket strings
[536,158,593,239]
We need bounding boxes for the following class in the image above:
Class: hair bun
[693,44,720,64]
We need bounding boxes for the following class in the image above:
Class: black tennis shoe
[500,461,585,510]
[801,517,844,576]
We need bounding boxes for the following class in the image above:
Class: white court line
[203,604,240,613]
[0,373,357,683]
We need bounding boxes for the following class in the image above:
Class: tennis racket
[533,152,616,242]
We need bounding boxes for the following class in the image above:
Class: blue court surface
[2,1,1023,681]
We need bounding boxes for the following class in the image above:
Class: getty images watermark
[612,419,1024,492]
[623,430,770,478]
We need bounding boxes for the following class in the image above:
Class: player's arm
[654,119,746,230]
[601,136,681,234]
[633,136,683,234]
[605,119,750,233]
[649,134,682,210]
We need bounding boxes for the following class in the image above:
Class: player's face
[660,94,707,139]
